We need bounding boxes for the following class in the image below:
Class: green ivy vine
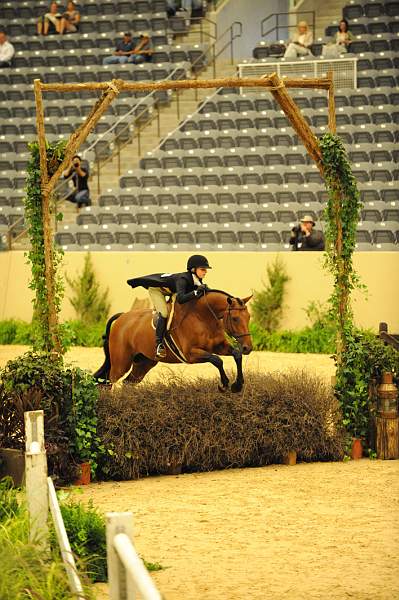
[25,140,66,354]
[320,133,367,441]
[320,133,363,354]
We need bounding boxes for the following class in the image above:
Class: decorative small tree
[66,253,110,325]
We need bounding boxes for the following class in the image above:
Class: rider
[127,254,211,358]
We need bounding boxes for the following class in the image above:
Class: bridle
[204,293,251,343]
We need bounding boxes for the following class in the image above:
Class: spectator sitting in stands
[166,0,203,17]
[0,31,14,68]
[37,2,62,36]
[103,32,152,65]
[59,1,81,35]
[284,21,313,59]
[322,19,354,59]
[289,215,325,251]
[63,155,91,210]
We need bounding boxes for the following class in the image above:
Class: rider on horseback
[127,254,211,358]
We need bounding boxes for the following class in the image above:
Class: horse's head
[224,295,253,355]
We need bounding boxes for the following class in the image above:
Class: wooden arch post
[33,73,337,355]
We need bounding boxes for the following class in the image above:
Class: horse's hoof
[231,381,243,393]
[218,383,229,393]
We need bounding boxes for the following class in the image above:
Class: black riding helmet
[187,254,212,271]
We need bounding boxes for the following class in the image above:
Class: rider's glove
[194,287,206,297]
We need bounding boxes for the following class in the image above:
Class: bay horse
[93,290,252,392]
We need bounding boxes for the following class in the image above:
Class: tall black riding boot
[155,314,167,358]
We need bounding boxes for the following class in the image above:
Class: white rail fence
[24,410,162,600]
[238,57,357,90]
[106,512,162,600]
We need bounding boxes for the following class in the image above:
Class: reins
[203,292,251,342]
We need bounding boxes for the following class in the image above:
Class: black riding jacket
[127,271,204,304]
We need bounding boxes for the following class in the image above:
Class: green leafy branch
[24,140,66,353]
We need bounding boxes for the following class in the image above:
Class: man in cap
[127,255,211,358]
[289,215,325,251]
[128,32,153,64]
[103,32,135,65]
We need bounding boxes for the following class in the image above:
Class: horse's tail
[93,312,123,383]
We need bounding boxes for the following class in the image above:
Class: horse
[93,290,252,392]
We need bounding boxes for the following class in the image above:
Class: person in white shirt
[0,31,14,68]
[284,21,313,59]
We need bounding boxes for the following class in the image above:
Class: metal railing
[261,10,316,41]
[5,19,243,249]
[83,20,242,190]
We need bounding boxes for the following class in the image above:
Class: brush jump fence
[24,410,161,600]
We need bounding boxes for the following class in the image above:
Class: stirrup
[156,343,166,358]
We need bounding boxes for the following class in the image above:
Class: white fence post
[107,512,134,600]
[24,410,49,549]
[106,512,162,600]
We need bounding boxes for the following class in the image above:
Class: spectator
[166,0,203,17]
[289,216,325,251]
[322,19,354,59]
[59,1,81,35]
[284,21,313,59]
[63,155,91,209]
[0,31,14,68]
[37,2,62,36]
[102,32,152,65]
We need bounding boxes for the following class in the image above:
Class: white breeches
[148,287,168,318]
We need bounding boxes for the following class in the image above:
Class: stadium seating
[1,0,398,250]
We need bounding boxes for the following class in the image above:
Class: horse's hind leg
[109,347,133,384]
[124,356,157,385]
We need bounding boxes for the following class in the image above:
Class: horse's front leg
[214,341,244,393]
[230,347,244,393]
[186,347,229,391]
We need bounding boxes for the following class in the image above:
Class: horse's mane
[206,289,244,306]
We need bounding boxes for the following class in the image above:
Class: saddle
[151,296,187,363]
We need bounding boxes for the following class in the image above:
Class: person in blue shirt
[103,32,152,65]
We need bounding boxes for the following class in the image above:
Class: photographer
[289,215,325,251]
[63,155,91,210]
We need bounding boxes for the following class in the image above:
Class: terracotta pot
[283,450,297,466]
[74,462,91,485]
[351,438,363,460]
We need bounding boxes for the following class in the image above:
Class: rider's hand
[194,287,206,297]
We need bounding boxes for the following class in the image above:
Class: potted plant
[335,331,399,459]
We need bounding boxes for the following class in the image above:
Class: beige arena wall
[0,251,398,331]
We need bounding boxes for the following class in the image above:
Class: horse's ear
[227,296,233,305]
[241,294,253,304]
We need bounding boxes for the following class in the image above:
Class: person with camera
[62,155,91,210]
[289,215,325,251]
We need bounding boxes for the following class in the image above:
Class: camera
[73,159,80,168]
[291,224,301,234]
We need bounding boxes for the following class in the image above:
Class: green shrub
[251,256,290,332]
[0,319,105,347]
[57,497,107,583]
[66,253,110,325]
[0,320,32,345]
[62,319,105,348]
[335,330,399,442]
[0,488,94,599]
[0,352,102,482]
[250,322,336,354]
[0,477,19,523]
